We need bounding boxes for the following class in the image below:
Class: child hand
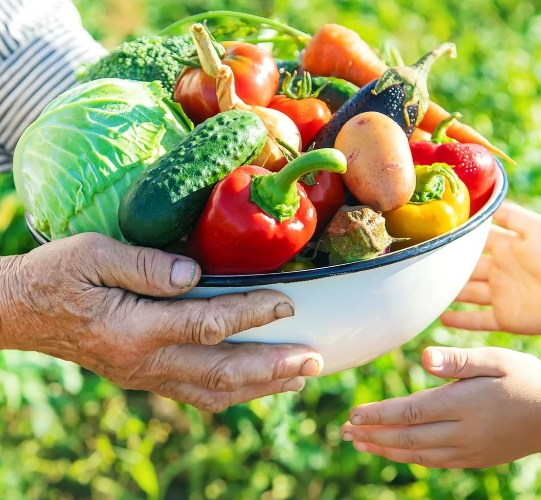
[341,347,541,469]
[441,202,541,335]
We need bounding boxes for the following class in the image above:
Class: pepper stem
[274,139,320,186]
[410,163,461,204]
[431,112,463,144]
[251,149,347,222]
[373,42,457,127]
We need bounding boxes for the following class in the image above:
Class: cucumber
[276,59,301,79]
[311,77,359,113]
[119,110,267,249]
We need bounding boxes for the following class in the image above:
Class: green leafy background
[1,0,541,498]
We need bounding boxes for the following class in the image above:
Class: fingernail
[171,260,197,289]
[351,414,362,425]
[275,302,294,319]
[354,442,368,452]
[429,348,445,369]
[301,358,321,377]
[283,377,305,392]
[342,431,353,442]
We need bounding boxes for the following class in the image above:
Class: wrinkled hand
[441,202,541,335]
[0,233,323,412]
[341,347,541,469]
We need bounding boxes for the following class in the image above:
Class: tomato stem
[281,71,329,100]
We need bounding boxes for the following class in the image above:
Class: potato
[334,112,416,212]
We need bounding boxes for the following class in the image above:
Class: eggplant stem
[373,42,457,127]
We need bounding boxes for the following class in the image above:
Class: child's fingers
[485,225,517,253]
[469,255,491,281]
[440,309,499,332]
[351,442,460,469]
[492,202,541,238]
[341,421,459,450]
[348,387,458,426]
[455,281,491,305]
[422,347,508,379]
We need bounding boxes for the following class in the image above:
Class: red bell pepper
[410,112,498,216]
[187,149,347,275]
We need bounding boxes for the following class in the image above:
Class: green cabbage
[13,78,192,241]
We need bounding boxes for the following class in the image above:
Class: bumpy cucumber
[119,110,267,249]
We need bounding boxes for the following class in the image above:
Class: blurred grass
[1,0,541,499]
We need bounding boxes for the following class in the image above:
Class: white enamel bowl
[27,161,508,376]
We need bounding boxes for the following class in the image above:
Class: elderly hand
[341,347,541,469]
[0,233,322,412]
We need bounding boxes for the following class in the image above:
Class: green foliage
[1,0,541,498]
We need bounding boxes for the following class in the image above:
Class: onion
[190,23,302,171]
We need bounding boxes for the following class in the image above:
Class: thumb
[422,347,508,379]
[82,234,201,297]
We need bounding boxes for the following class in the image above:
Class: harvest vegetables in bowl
[25,165,508,375]
[16,10,510,375]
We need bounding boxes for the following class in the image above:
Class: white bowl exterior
[183,217,492,376]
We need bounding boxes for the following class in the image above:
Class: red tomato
[302,171,345,234]
[174,42,279,124]
[268,95,332,150]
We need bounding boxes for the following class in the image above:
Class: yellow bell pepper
[383,163,470,247]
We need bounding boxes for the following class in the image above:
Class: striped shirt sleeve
[0,0,106,174]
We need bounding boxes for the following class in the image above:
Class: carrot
[302,24,388,87]
[303,24,515,165]
[409,128,432,143]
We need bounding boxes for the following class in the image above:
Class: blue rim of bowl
[26,159,508,287]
